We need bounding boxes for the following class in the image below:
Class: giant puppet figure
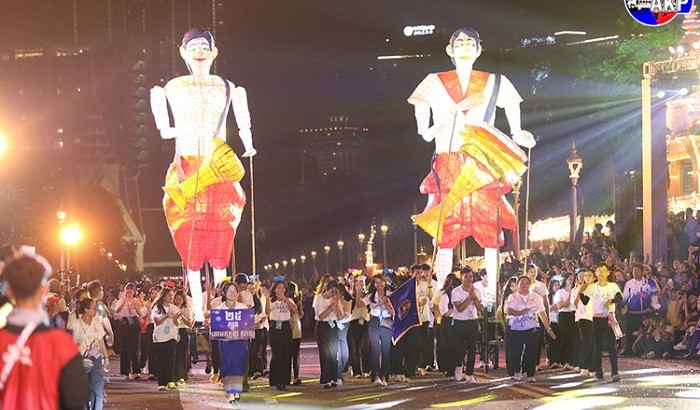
[408,28,535,300]
[150,28,256,321]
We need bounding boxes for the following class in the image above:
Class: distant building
[300,116,369,187]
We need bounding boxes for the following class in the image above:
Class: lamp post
[324,245,331,274]
[61,222,83,285]
[290,258,297,279]
[310,250,317,275]
[566,141,583,244]
[282,260,288,276]
[300,255,306,279]
[358,233,365,266]
[337,240,345,273]
[57,210,66,278]
[380,224,388,269]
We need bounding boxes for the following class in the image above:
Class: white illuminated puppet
[150,27,256,321]
[408,28,535,301]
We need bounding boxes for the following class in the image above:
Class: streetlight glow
[61,223,83,245]
[0,133,6,156]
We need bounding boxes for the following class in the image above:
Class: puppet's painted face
[181,37,217,73]
[449,33,481,64]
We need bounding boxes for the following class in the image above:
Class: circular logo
[625,0,694,26]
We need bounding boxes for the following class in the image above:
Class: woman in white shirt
[356,274,395,387]
[546,277,562,368]
[437,274,462,378]
[173,289,194,387]
[215,282,250,404]
[505,275,557,383]
[553,273,576,369]
[571,269,594,376]
[267,280,298,391]
[151,288,181,391]
[70,298,108,410]
[347,275,370,378]
[449,268,483,383]
[580,263,623,382]
[314,280,345,389]
[246,280,268,380]
[335,282,352,385]
[115,283,144,380]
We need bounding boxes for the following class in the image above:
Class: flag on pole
[389,277,422,345]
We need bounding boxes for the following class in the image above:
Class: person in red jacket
[0,256,88,409]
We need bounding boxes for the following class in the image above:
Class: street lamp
[324,245,331,274]
[381,224,389,268]
[290,258,297,279]
[566,141,583,243]
[300,255,306,279]
[358,233,366,266]
[282,260,288,275]
[337,240,345,273]
[61,222,83,284]
[310,250,317,274]
[57,210,66,276]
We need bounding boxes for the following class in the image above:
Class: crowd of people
[2,210,700,407]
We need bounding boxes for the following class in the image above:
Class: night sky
[0,1,653,274]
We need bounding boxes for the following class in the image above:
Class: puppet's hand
[159,127,180,140]
[512,130,536,149]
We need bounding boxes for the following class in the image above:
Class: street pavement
[104,343,700,409]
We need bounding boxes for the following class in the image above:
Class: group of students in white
[499,262,624,382]
[61,260,624,407]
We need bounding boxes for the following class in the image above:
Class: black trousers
[347,319,370,376]
[506,327,539,377]
[391,326,418,377]
[577,319,594,370]
[269,321,292,386]
[626,312,645,353]
[592,317,618,376]
[119,319,141,375]
[546,322,561,365]
[504,323,515,376]
[291,338,301,379]
[452,319,479,376]
[315,321,339,384]
[153,339,176,386]
[211,339,220,374]
[139,323,156,374]
[557,312,577,365]
[367,317,391,380]
[436,320,454,374]
[418,322,435,368]
[175,328,189,380]
[248,328,267,375]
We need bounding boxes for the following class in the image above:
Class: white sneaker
[580,369,591,377]
[373,377,383,386]
[380,378,388,386]
[513,372,522,382]
[336,379,343,386]
[464,375,477,383]
[674,342,687,351]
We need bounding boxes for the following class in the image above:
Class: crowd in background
[2,208,700,406]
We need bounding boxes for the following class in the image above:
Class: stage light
[694,41,700,50]
[669,46,676,54]
[677,45,685,54]
[656,90,666,98]
[680,87,689,96]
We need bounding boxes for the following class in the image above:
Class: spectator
[0,256,88,409]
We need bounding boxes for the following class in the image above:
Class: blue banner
[389,277,421,345]
[210,308,255,340]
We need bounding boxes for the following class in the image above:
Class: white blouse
[450,286,482,321]
[362,292,393,319]
[505,292,545,331]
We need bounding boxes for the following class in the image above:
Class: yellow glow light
[637,375,700,386]
[61,224,83,245]
[0,134,6,156]
[430,394,496,408]
[535,396,626,410]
